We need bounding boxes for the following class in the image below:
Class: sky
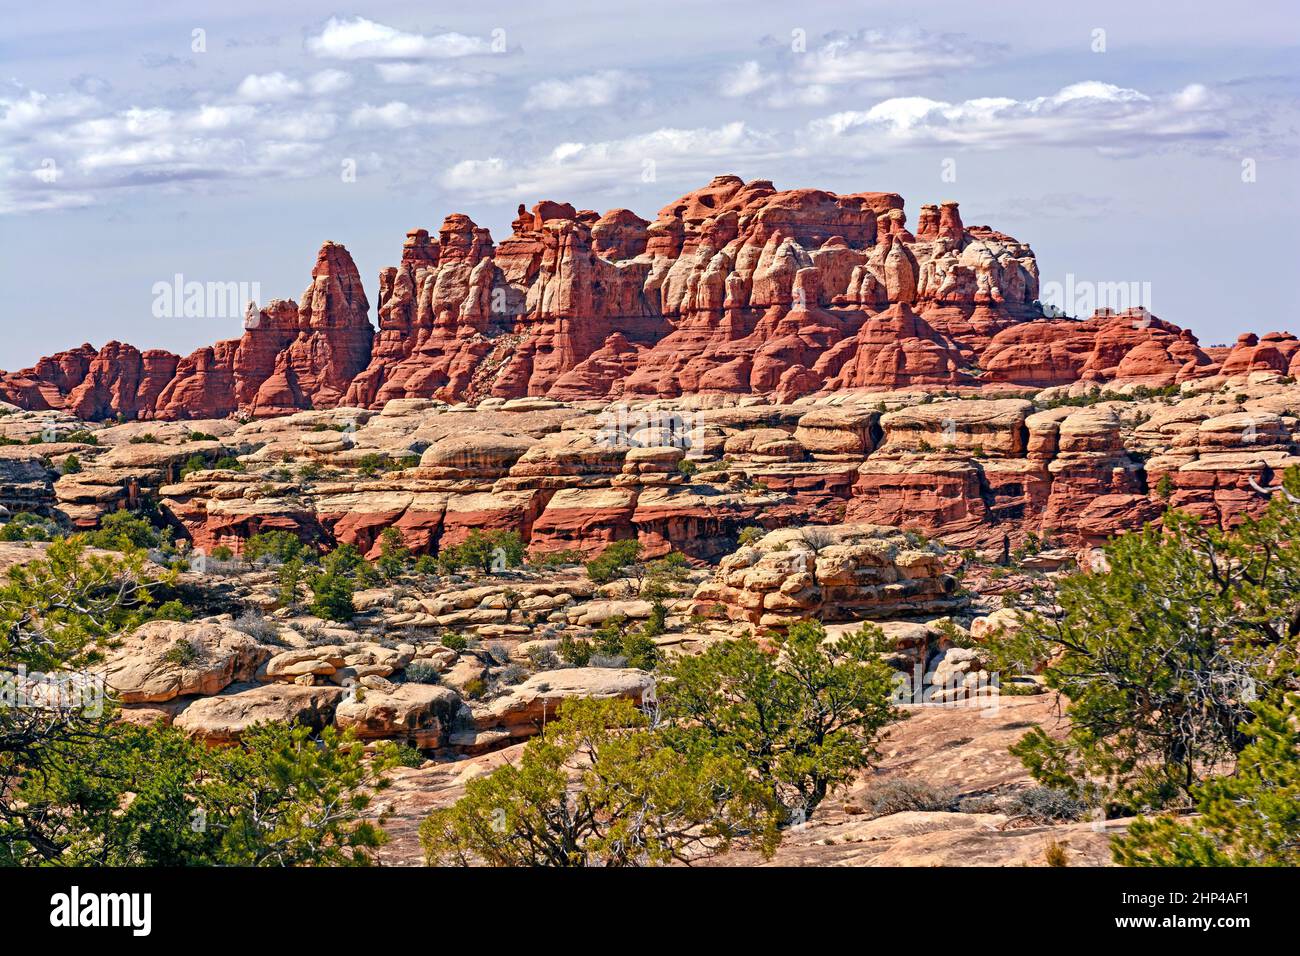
[1,0,1297,369]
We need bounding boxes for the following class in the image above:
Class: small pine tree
[309,564,356,622]
[1112,693,1300,866]
[376,527,410,580]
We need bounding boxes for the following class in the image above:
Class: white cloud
[794,29,992,86]
[805,81,1227,152]
[189,104,259,130]
[236,72,304,102]
[307,16,493,60]
[235,70,351,101]
[0,85,99,134]
[719,61,770,98]
[269,110,338,141]
[765,84,832,108]
[349,100,496,128]
[440,79,1236,204]
[374,63,492,88]
[442,121,776,199]
[524,71,647,110]
[308,69,354,95]
[722,29,1001,109]
[0,83,348,215]
[0,155,94,214]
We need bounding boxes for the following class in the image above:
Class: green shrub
[991,473,1300,812]
[585,539,641,585]
[152,600,192,622]
[82,510,168,551]
[179,453,208,478]
[243,530,305,564]
[558,634,594,667]
[528,548,585,568]
[0,511,60,542]
[390,743,426,768]
[306,545,368,623]
[356,453,386,477]
[276,557,305,609]
[437,530,525,574]
[419,698,780,867]
[1112,693,1300,866]
[308,567,355,622]
[162,638,201,665]
[376,527,409,580]
[659,620,901,818]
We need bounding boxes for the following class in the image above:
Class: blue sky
[1,0,1297,368]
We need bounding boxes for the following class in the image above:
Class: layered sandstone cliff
[5,175,1272,420]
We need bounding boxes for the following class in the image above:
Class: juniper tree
[990,467,1300,812]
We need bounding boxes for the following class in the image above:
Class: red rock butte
[4,175,1298,419]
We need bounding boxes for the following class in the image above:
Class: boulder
[103,621,271,704]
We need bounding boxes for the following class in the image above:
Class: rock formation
[1,176,1257,421]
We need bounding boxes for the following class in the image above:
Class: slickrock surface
[2,176,1276,420]
[372,692,1126,867]
[703,693,1126,867]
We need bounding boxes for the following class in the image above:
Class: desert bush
[437,530,525,574]
[659,620,901,819]
[585,539,641,585]
[991,468,1300,812]
[81,510,169,552]
[859,779,958,816]
[1007,786,1088,823]
[1112,693,1300,866]
[499,663,529,686]
[231,609,284,645]
[243,529,305,565]
[404,661,442,685]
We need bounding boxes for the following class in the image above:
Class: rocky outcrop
[464,668,655,746]
[173,682,346,744]
[3,177,1241,420]
[3,242,372,422]
[692,523,964,630]
[102,620,271,704]
[10,367,1295,561]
